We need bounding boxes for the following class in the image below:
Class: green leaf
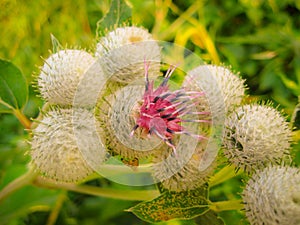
[0,59,28,111]
[96,0,132,37]
[127,186,210,223]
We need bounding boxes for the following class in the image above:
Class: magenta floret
[131,62,210,153]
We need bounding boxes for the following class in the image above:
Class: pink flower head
[131,62,210,154]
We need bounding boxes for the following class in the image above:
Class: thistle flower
[95,26,161,83]
[31,107,106,182]
[95,63,210,159]
[147,65,215,191]
[243,165,300,225]
[223,104,291,172]
[184,65,246,114]
[38,49,97,106]
[131,63,210,153]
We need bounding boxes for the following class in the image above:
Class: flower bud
[243,166,300,225]
[152,140,215,192]
[184,65,246,114]
[223,104,291,172]
[31,107,106,182]
[38,49,97,106]
[95,26,161,83]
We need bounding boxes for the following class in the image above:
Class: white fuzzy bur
[95,26,161,83]
[243,166,300,225]
[152,139,215,192]
[184,65,246,115]
[38,49,104,107]
[31,108,107,182]
[223,104,291,172]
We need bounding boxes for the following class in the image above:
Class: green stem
[46,191,67,225]
[0,99,31,129]
[96,163,153,175]
[34,177,160,201]
[0,165,39,203]
[209,165,243,187]
[79,163,153,184]
[13,108,31,130]
[210,199,244,212]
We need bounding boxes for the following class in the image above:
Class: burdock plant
[0,1,299,224]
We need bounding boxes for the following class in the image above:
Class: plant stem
[97,163,153,175]
[0,165,38,203]
[209,165,243,187]
[13,108,31,129]
[0,99,31,129]
[34,177,160,201]
[210,199,244,212]
[46,191,67,225]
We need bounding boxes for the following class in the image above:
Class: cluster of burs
[31,26,299,225]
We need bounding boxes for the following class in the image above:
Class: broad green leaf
[96,0,132,37]
[0,59,28,111]
[127,186,210,223]
[50,34,63,53]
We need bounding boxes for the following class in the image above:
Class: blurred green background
[0,0,299,224]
